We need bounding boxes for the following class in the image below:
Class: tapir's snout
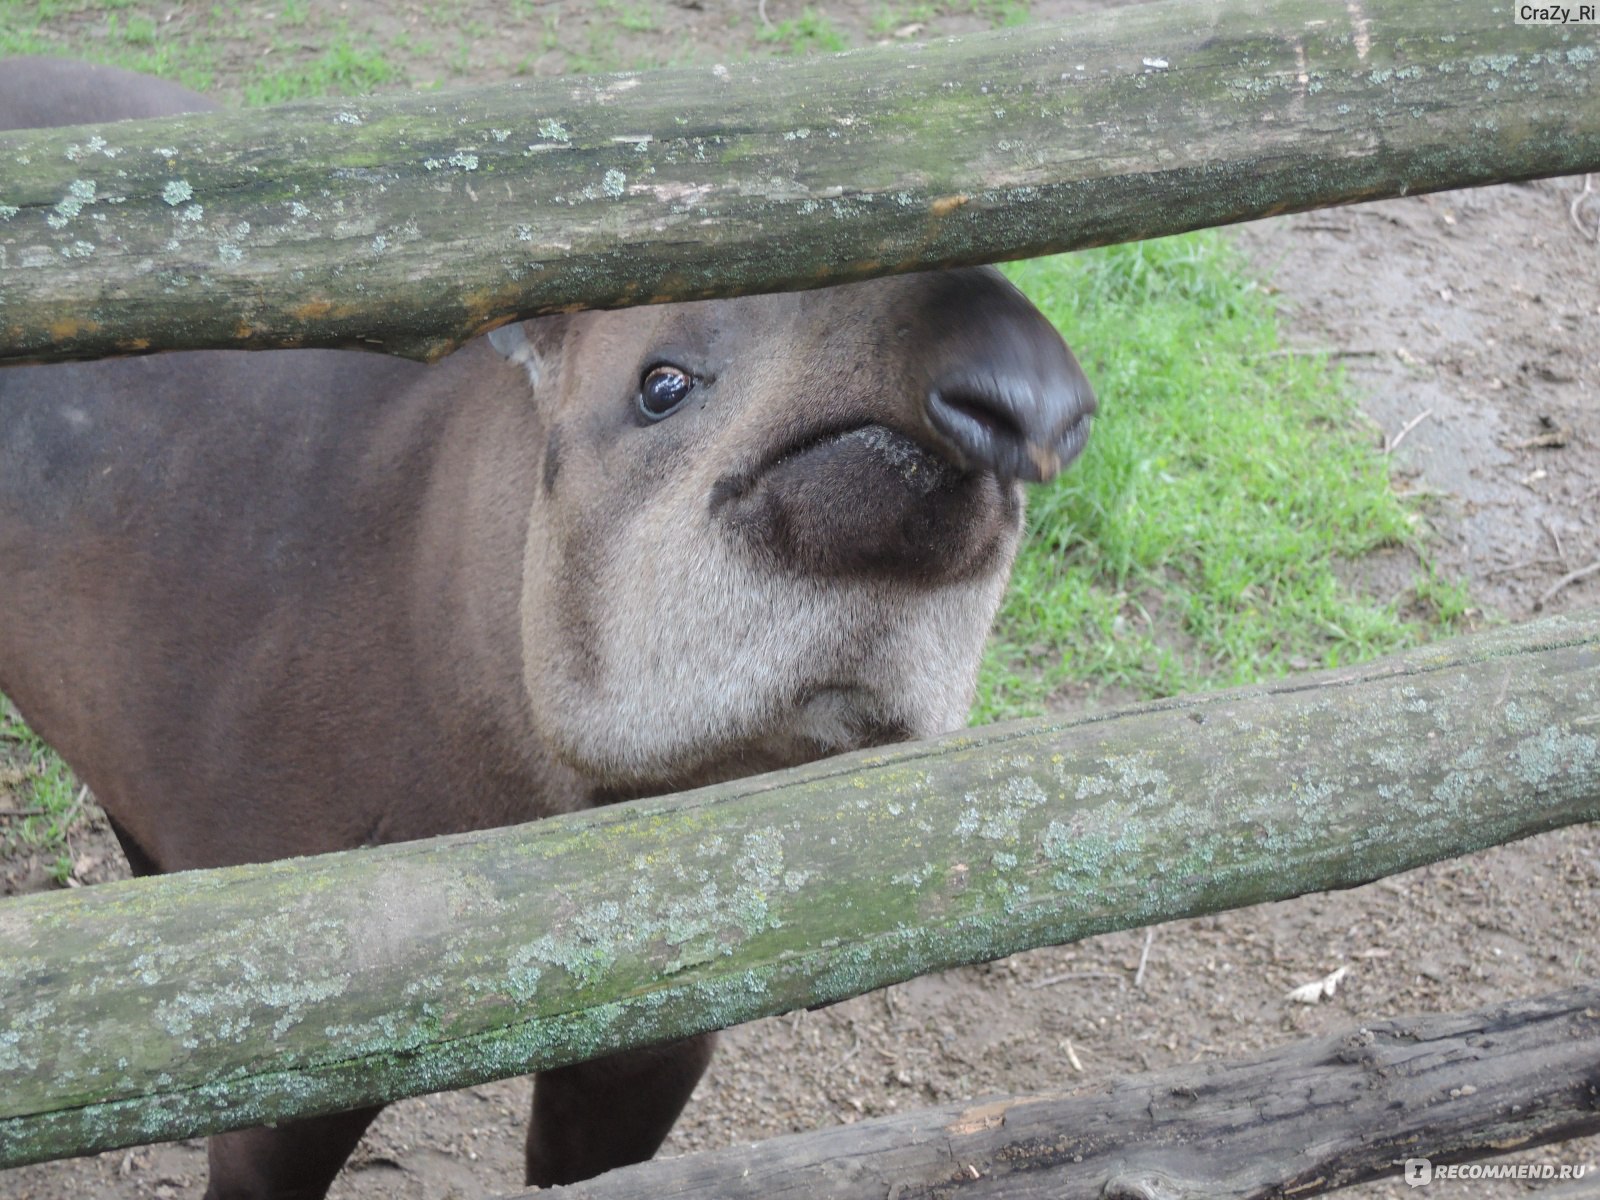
[928,359,1095,485]
[710,266,1094,582]
[920,267,1096,486]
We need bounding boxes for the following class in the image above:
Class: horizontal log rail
[1,608,1597,1167]
[1,0,1597,363]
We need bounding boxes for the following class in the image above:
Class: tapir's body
[1,346,563,868]
[0,59,1094,1199]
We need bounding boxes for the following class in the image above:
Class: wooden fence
[2,0,1599,1191]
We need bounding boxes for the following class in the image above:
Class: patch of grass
[0,701,83,885]
[1,3,406,100]
[968,0,1032,27]
[242,38,403,104]
[446,34,474,78]
[618,4,659,33]
[0,27,56,57]
[565,5,624,75]
[977,232,1463,722]
[0,4,218,90]
[757,8,849,54]
[27,0,138,17]
[107,10,158,45]
[871,3,936,37]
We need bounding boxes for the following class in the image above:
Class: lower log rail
[540,984,1600,1199]
[2,610,1598,1165]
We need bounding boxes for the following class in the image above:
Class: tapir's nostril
[927,368,1096,485]
[931,386,1028,452]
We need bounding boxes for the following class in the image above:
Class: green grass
[978,233,1467,722]
[757,9,849,54]
[618,4,659,33]
[242,38,402,104]
[871,4,937,37]
[967,0,1032,27]
[0,701,83,885]
[24,0,138,17]
[0,4,406,100]
[2,11,198,91]
[107,10,157,45]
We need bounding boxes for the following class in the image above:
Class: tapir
[0,58,1095,1199]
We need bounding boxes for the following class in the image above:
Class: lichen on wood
[1,608,1597,1167]
[528,984,1600,1199]
[1,0,1597,363]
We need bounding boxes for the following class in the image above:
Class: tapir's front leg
[204,1107,385,1200]
[524,1033,717,1186]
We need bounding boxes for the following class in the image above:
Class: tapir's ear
[487,322,544,391]
[486,323,526,359]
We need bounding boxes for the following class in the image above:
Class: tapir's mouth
[709,422,956,518]
[708,421,1020,581]
[774,423,956,494]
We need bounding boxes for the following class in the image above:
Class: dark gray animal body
[0,58,1095,1199]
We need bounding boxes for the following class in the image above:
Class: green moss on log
[1,0,1596,363]
[1,609,1598,1166]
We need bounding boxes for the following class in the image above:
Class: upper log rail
[2,608,1597,1167]
[1,0,1597,363]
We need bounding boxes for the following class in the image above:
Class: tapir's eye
[639,364,693,421]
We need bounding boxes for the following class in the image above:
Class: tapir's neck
[401,342,596,820]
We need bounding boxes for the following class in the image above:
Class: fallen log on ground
[537,983,1600,1199]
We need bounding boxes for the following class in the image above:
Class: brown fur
[0,58,1094,1198]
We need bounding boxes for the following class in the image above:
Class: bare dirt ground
[3,2,1598,1197]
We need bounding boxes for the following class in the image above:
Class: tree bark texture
[1,609,1597,1167]
[533,984,1600,1199]
[0,0,1596,363]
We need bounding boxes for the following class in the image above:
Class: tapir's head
[492,266,1094,793]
